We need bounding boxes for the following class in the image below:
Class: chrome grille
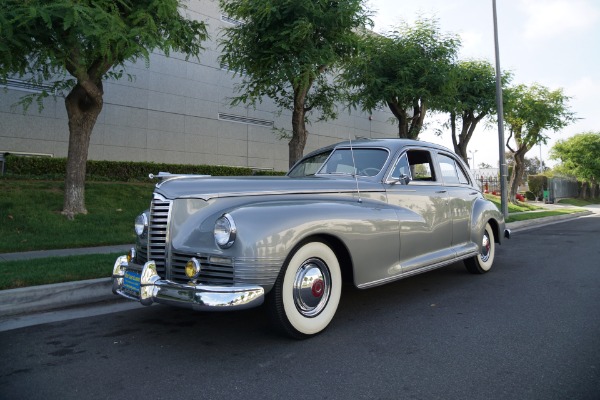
[135,243,148,264]
[171,252,234,285]
[148,195,172,277]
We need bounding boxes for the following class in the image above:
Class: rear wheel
[465,223,495,274]
[267,242,342,339]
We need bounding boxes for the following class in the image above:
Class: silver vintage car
[112,139,510,338]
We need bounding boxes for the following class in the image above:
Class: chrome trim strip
[179,188,385,200]
[152,173,211,188]
[357,252,478,289]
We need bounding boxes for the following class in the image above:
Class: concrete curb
[0,277,116,317]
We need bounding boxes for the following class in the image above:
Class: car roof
[301,138,454,158]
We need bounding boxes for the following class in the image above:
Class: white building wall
[0,0,397,172]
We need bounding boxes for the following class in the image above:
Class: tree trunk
[388,99,427,140]
[508,149,526,203]
[62,83,103,219]
[386,100,407,138]
[407,100,426,140]
[288,95,307,169]
[580,182,589,200]
[451,112,486,166]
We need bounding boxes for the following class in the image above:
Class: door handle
[436,190,447,194]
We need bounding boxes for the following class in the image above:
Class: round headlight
[214,213,236,248]
[134,212,148,236]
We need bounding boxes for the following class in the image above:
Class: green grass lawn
[557,198,600,207]
[0,180,154,253]
[484,193,542,213]
[0,253,121,290]
[506,209,583,223]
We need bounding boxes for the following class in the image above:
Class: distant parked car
[112,139,510,338]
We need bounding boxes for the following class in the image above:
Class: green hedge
[2,154,285,181]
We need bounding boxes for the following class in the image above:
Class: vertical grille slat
[148,195,172,278]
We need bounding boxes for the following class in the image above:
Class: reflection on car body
[112,139,510,338]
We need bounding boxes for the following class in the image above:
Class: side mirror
[399,173,411,185]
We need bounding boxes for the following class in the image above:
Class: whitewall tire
[268,241,342,339]
[465,222,496,274]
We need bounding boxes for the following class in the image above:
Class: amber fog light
[127,247,136,263]
[185,258,201,279]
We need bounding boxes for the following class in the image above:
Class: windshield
[288,148,389,177]
[288,150,333,177]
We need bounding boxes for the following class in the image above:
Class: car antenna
[349,134,362,203]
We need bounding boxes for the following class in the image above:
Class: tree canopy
[443,60,509,164]
[342,18,460,139]
[550,132,600,183]
[219,0,372,167]
[503,83,576,202]
[0,0,208,217]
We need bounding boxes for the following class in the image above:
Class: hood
[154,175,385,200]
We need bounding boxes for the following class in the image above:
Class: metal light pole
[469,150,478,169]
[493,0,508,219]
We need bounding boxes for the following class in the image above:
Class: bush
[525,191,536,201]
[2,154,285,181]
[527,175,548,199]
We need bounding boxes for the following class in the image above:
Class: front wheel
[465,222,496,274]
[267,242,342,339]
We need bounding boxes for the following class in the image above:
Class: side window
[456,163,470,185]
[406,150,436,182]
[390,153,411,181]
[438,153,470,185]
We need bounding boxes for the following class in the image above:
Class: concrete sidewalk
[0,209,596,322]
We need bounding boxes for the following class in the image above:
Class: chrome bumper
[111,256,264,311]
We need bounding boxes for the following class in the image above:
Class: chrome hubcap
[293,258,331,317]
[480,232,491,262]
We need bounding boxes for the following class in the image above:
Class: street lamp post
[469,150,478,169]
[492,0,508,219]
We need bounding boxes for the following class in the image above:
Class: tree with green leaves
[219,0,371,168]
[503,83,576,203]
[443,60,509,164]
[343,18,460,139]
[0,0,208,218]
[550,132,600,198]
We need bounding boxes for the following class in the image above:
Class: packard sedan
[112,139,510,338]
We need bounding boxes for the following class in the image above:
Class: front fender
[226,197,401,286]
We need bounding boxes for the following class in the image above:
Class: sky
[367,0,600,168]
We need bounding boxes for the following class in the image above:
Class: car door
[385,148,453,274]
[435,152,479,257]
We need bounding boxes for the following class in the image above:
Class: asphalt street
[0,214,598,400]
